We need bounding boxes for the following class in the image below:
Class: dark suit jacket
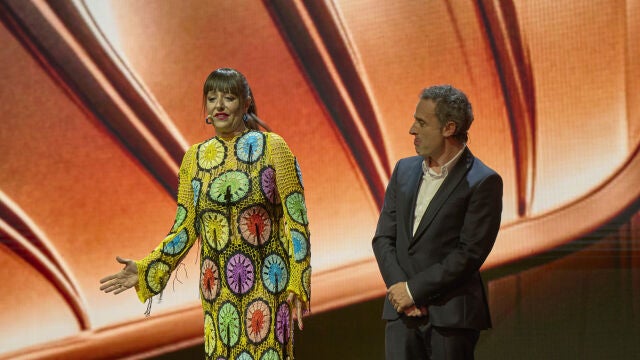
[372,148,502,330]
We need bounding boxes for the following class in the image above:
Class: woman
[100,68,311,360]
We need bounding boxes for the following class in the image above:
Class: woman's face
[206,90,249,137]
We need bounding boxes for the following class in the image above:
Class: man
[372,85,503,359]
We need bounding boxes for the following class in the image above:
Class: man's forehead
[416,98,437,114]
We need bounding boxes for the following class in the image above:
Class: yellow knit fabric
[135,130,311,360]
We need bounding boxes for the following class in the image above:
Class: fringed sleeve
[134,145,200,310]
[268,133,312,304]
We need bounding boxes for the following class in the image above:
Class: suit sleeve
[134,145,199,303]
[407,173,503,305]
[372,162,408,287]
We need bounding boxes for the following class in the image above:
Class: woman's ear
[244,96,252,112]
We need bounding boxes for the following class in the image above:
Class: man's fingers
[404,307,419,316]
[402,305,426,317]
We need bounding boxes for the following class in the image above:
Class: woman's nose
[215,98,224,109]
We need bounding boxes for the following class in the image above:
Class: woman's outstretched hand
[99,256,139,295]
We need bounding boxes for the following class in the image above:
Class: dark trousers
[385,317,480,360]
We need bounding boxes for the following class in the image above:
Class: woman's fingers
[100,256,136,295]
[116,256,129,264]
[296,299,304,330]
[99,273,118,283]
[99,273,132,294]
[286,292,305,330]
[100,280,120,293]
[113,283,130,294]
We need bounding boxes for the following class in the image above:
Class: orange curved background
[0,0,638,359]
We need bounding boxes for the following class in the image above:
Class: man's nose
[409,124,417,134]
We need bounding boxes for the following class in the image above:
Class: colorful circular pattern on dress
[225,252,255,295]
[236,352,254,360]
[170,205,187,232]
[259,166,280,204]
[200,210,230,250]
[245,299,271,344]
[162,229,188,256]
[197,138,226,170]
[235,131,265,164]
[275,302,291,345]
[238,205,272,246]
[294,158,304,188]
[145,260,170,294]
[285,192,308,225]
[218,301,240,347]
[204,311,216,356]
[278,224,288,252]
[290,229,308,262]
[200,257,220,302]
[260,348,280,360]
[191,178,202,206]
[261,254,288,294]
[209,171,251,205]
[302,266,312,300]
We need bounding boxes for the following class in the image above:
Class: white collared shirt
[412,146,466,235]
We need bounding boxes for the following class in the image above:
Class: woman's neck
[217,125,248,139]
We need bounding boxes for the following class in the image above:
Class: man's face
[409,99,446,159]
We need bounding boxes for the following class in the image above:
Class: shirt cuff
[405,282,415,304]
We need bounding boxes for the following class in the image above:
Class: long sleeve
[134,145,200,303]
[372,162,408,287]
[269,133,311,304]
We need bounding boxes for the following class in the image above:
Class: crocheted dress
[135,130,311,360]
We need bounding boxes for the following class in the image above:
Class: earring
[205,115,213,124]
[242,113,248,123]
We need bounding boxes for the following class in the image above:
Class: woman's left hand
[287,292,308,330]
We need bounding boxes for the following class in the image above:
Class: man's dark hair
[420,85,474,143]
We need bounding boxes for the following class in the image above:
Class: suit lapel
[404,158,424,239]
[412,148,474,241]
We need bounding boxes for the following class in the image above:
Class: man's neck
[427,142,464,173]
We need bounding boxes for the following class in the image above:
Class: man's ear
[442,121,457,137]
